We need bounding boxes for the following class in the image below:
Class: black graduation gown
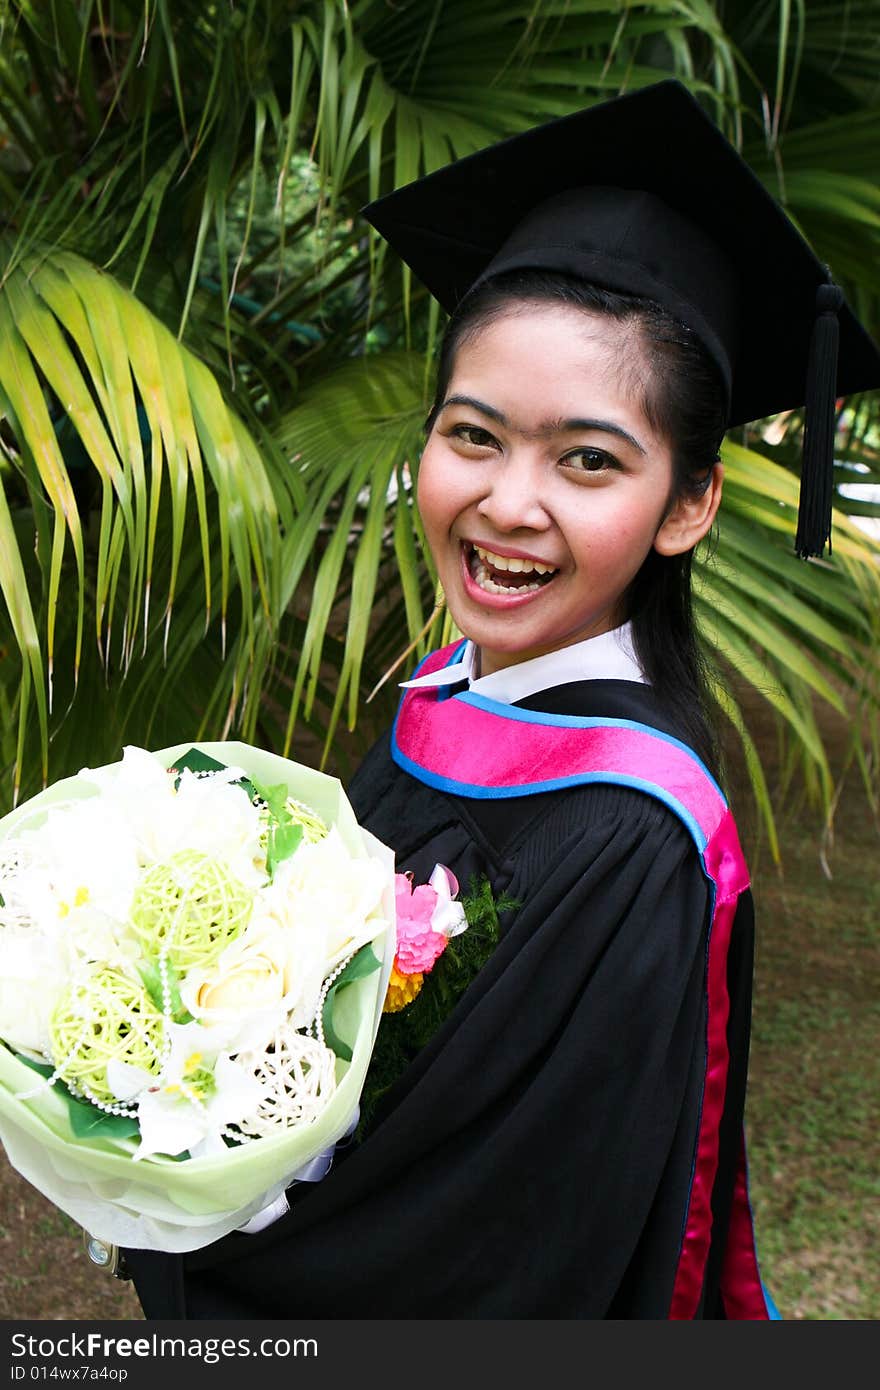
[125,678,760,1319]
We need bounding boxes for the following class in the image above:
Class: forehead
[447,303,652,426]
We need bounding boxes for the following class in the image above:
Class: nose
[475,448,551,533]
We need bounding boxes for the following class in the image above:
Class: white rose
[161,770,266,886]
[180,919,328,1051]
[272,829,388,964]
[0,926,69,1058]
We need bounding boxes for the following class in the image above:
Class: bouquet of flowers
[0,742,395,1253]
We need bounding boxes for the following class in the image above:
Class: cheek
[415,447,454,577]
[416,443,462,542]
[566,500,667,577]
[415,450,437,524]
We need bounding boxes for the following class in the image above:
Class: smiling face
[417,302,719,676]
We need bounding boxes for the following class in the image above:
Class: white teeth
[472,561,543,596]
[474,545,557,576]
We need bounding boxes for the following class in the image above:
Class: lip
[458,540,557,609]
[465,538,559,567]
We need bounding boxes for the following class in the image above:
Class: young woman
[125,80,879,1320]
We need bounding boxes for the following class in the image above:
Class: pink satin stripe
[668,882,735,1316]
[718,1131,772,1319]
[397,686,728,843]
[668,809,755,1318]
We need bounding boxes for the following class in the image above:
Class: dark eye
[562,447,617,473]
[451,424,498,449]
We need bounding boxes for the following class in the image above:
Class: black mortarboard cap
[363,80,880,557]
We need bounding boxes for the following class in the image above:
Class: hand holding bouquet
[0,742,395,1252]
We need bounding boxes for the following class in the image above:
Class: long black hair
[424,268,728,776]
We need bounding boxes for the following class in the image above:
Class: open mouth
[466,543,559,596]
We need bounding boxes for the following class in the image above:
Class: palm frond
[269,350,427,755]
[0,241,285,798]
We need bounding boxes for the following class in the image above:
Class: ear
[653,462,724,557]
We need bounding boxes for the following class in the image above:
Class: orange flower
[382,964,424,1014]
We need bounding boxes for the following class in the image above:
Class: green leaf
[13,1052,54,1079]
[247,776,305,875]
[66,1096,140,1142]
[14,1050,139,1141]
[321,943,382,1063]
[138,958,191,1024]
[172,748,229,777]
[249,779,290,818]
[267,821,304,877]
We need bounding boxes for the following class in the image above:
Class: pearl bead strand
[312,950,357,1048]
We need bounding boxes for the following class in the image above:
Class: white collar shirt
[399,621,646,704]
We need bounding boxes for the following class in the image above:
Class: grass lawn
[0,686,877,1320]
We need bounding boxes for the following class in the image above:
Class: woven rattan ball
[49,966,165,1104]
[130,849,253,971]
[257,796,328,852]
[234,1024,337,1138]
[284,798,328,844]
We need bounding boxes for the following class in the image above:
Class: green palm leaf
[270,351,427,752]
[0,242,284,797]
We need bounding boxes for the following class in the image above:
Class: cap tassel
[796,283,844,558]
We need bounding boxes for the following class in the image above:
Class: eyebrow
[438,394,647,455]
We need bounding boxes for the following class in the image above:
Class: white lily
[2,799,141,968]
[78,747,266,885]
[77,746,179,867]
[107,1020,263,1160]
